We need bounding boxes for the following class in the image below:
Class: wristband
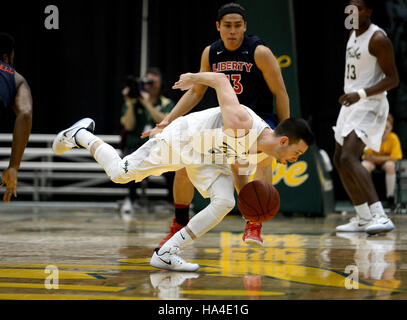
[357,89,367,99]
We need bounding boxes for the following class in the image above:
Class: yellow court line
[0,293,161,300]
[0,282,126,292]
[0,263,151,271]
[181,289,286,296]
[0,269,95,279]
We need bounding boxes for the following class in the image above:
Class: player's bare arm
[173,72,253,132]
[141,46,211,139]
[230,162,249,194]
[254,45,290,121]
[339,31,399,106]
[366,31,400,95]
[1,72,33,202]
[164,46,211,123]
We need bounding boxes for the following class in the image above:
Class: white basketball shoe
[52,118,95,155]
[150,247,199,272]
[335,216,372,232]
[365,215,395,235]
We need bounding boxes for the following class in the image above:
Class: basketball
[237,180,280,223]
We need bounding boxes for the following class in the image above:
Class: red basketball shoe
[158,218,189,248]
[242,222,263,246]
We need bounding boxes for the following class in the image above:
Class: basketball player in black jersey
[143,3,290,247]
[0,33,33,203]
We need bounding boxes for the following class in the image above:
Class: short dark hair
[0,32,15,59]
[274,118,315,146]
[217,3,247,22]
[360,0,377,10]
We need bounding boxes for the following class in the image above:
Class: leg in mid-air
[334,132,394,234]
[52,117,184,189]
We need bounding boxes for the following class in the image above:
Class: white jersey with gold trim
[344,23,387,99]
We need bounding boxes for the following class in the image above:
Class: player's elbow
[214,73,229,87]
[387,71,400,90]
[17,108,33,124]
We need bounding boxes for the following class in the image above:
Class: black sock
[174,204,190,226]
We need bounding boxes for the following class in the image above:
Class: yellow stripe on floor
[0,262,151,270]
[0,269,95,279]
[0,293,161,300]
[181,289,286,296]
[0,282,125,292]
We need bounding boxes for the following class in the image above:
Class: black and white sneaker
[52,118,95,155]
[150,247,199,272]
[335,216,372,232]
[365,215,395,235]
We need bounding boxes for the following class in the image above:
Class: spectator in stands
[361,114,403,210]
[0,33,33,203]
[119,67,175,219]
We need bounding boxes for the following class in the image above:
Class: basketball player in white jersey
[333,0,399,235]
[52,72,314,271]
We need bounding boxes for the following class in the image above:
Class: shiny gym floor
[0,203,406,300]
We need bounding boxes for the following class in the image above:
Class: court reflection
[150,271,199,299]
[335,232,400,290]
[209,232,398,294]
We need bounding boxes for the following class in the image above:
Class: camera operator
[120,67,175,219]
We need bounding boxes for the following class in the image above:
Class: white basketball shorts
[333,97,389,152]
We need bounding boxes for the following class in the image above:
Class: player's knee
[107,163,132,184]
[339,152,356,167]
[211,196,235,213]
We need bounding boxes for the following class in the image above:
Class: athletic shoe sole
[52,118,95,155]
[244,238,264,247]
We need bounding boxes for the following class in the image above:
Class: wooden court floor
[0,205,406,300]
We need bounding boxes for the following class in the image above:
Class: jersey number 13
[346,64,356,80]
[225,74,243,94]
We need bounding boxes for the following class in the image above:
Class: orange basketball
[237,180,280,223]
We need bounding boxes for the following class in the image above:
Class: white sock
[158,228,193,254]
[369,201,386,218]
[386,173,396,198]
[75,129,101,150]
[354,203,372,221]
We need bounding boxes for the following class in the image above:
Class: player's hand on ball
[172,73,194,91]
[1,167,18,203]
[339,92,360,107]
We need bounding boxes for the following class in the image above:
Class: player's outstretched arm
[173,72,253,131]
[163,46,211,123]
[1,73,33,202]
[141,46,211,139]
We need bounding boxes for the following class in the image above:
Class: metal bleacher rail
[0,133,167,209]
